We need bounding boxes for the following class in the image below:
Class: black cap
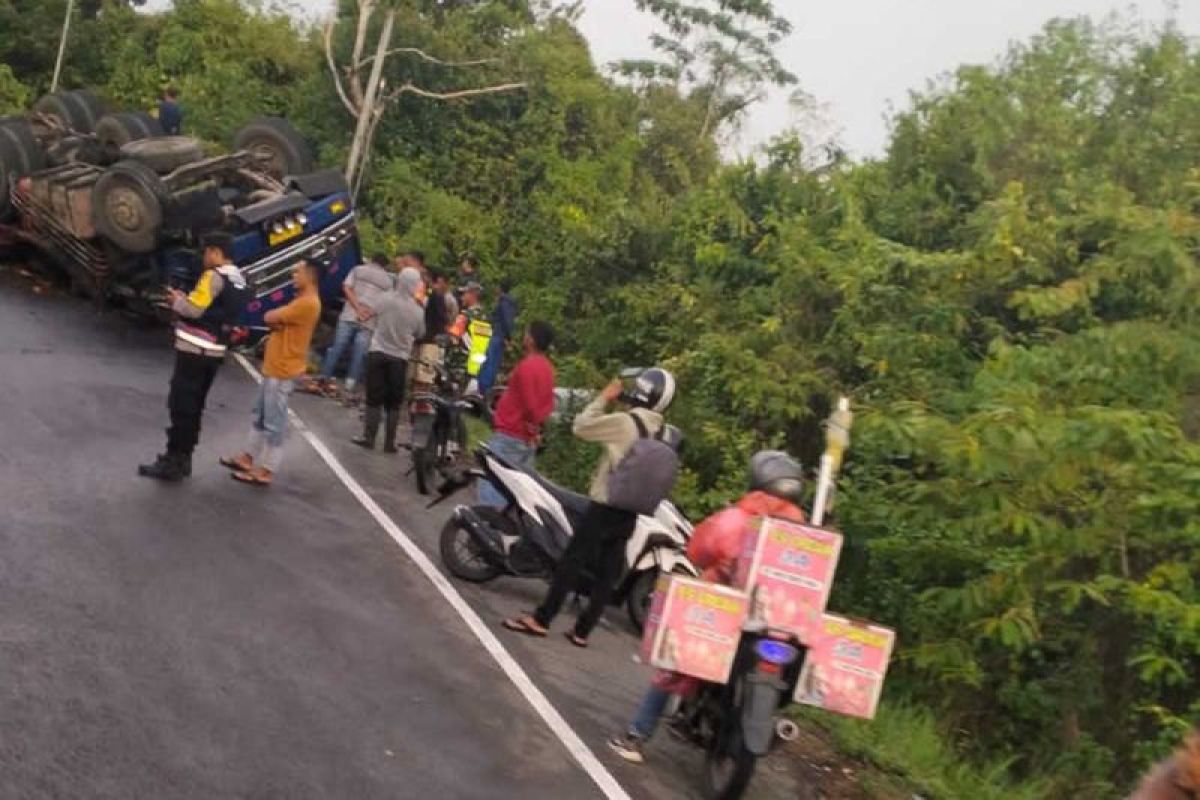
[200,232,235,256]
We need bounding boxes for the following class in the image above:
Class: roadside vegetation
[3,1,1198,795]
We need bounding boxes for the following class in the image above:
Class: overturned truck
[0,89,360,329]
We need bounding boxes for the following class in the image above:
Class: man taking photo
[138,233,250,481]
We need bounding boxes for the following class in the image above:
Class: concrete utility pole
[51,0,75,92]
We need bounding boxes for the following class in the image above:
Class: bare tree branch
[323,19,358,118]
[357,47,498,71]
[384,81,527,103]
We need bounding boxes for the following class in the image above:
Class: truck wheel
[95,112,164,162]
[33,92,99,134]
[66,90,107,132]
[232,117,313,178]
[120,136,205,174]
[92,160,167,254]
[0,119,45,177]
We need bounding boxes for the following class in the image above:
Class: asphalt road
[0,271,805,800]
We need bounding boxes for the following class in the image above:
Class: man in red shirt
[479,321,556,507]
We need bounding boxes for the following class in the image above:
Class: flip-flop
[564,632,589,649]
[231,470,272,487]
[219,456,253,472]
[501,617,547,638]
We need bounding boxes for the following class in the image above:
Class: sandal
[231,469,273,487]
[501,616,548,638]
[564,632,589,649]
[219,454,254,472]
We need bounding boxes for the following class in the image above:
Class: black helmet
[749,450,803,504]
[622,367,676,414]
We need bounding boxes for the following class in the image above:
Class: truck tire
[92,160,168,254]
[232,117,313,178]
[95,112,164,162]
[0,120,45,177]
[120,136,205,174]
[33,91,98,133]
[67,90,107,131]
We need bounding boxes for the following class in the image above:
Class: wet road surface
[0,274,803,799]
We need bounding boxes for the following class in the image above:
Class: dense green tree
[1,2,1196,794]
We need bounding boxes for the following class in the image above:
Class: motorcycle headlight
[755,639,800,666]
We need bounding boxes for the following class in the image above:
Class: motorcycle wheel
[704,722,758,800]
[414,445,437,495]
[439,516,502,582]
[626,570,658,633]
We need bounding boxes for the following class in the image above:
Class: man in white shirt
[318,253,395,392]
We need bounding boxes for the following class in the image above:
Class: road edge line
[234,354,631,800]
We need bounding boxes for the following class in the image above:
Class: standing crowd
[138,244,537,484]
[134,237,813,772]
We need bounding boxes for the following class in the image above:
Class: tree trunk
[346,8,395,185]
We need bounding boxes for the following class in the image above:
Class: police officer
[138,232,250,481]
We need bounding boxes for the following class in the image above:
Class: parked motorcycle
[669,608,807,800]
[437,445,698,629]
[409,349,470,496]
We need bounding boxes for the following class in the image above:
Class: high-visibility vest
[465,319,492,376]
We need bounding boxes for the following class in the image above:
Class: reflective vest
[464,318,492,376]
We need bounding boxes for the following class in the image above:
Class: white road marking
[234,354,631,800]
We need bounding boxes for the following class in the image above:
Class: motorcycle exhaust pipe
[774,718,800,743]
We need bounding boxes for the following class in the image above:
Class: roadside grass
[465,415,490,450]
[791,702,1051,800]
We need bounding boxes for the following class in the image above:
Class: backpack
[605,413,680,515]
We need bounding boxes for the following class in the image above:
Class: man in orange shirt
[221,259,322,486]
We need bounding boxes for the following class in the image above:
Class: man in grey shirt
[318,253,395,392]
[352,267,426,452]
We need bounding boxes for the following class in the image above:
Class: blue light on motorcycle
[755,639,800,666]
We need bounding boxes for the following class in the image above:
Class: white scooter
[436,445,698,630]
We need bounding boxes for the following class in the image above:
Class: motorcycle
[436,445,698,630]
[669,607,807,800]
[408,340,479,495]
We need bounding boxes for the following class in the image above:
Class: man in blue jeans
[478,321,556,507]
[221,260,323,487]
[319,253,394,393]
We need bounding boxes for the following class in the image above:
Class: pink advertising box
[795,613,896,720]
[640,574,750,685]
[732,517,844,644]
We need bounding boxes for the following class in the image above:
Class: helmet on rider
[621,367,676,414]
[749,450,804,505]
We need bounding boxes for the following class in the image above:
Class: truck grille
[241,214,357,298]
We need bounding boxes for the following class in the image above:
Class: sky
[578,0,1200,158]
[141,0,1200,159]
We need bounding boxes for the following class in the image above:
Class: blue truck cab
[231,189,360,329]
[152,177,362,332]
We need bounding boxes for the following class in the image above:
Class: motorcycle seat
[526,471,591,521]
[480,445,592,522]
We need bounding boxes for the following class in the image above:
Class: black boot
[137,452,187,482]
[383,408,400,453]
[353,406,381,449]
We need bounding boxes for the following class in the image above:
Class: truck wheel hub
[107,187,145,231]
